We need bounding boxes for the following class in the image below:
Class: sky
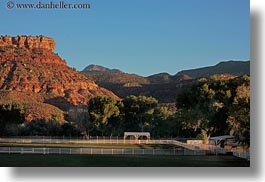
[0,0,250,76]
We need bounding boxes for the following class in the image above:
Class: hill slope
[0,35,119,121]
[176,61,250,78]
[82,61,249,103]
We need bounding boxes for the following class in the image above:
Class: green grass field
[0,154,250,167]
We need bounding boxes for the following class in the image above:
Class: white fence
[190,143,250,161]
[232,151,250,161]
[0,137,197,150]
[0,147,206,156]
[0,137,249,160]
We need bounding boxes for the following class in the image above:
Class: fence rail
[190,143,250,161]
[0,137,196,150]
[232,151,250,160]
[0,137,249,160]
[0,147,206,156]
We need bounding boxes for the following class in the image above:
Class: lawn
[0,154,250,167]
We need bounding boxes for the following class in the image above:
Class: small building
[210,135,234,148]
[124,132,150,140]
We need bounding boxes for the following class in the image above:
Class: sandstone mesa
[0,35,55,51]
[0,35,119,121]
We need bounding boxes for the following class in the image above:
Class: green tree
[227,75,250,147]
[151,104,176,138]
[176,78,232,143]
[123,95,158,132]
[88,96,120,135]
[176,75,250,144]
[22,119,48,136]
[0,103,25,136]
[68,106,93,138]
[107,101,125,136]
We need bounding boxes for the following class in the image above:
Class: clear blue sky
[0,0,250,76]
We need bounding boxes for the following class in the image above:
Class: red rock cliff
[0,35,55,51]
[0,35,120,120]
[0,35,66,65]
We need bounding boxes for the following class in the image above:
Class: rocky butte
[0,35,119,122]
[0,35,66,65]
[0,35,55,51]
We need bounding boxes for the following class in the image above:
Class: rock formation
[0,35,119,121]
[0,35,55,51]
[0,35,66,65]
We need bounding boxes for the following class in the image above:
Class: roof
[210,135,234,140]
[124,132,150,136]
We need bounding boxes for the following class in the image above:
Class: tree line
[0,75,250,146]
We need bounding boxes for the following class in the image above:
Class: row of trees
[176,75,250,146]
[0,75,250,146]
[0,104,79,136]
[68,95,177,138]
[68,75,250,146]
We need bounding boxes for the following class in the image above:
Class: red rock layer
[0,35,120,121]
[0,35,55,51]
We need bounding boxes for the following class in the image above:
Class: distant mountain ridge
[83,64,122,73]
[82,61,250,83]
[176,60,250,78]
[82,64,149,85]
[81,61,250,103]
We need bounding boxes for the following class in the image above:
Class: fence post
[91,148,92,155]
[112,149,113,155]
[142,149,144,155]
[153,149,155,155]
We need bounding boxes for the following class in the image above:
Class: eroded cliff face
[0,35,119,121]
[0,35,55,51]
[0,35,66,65]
